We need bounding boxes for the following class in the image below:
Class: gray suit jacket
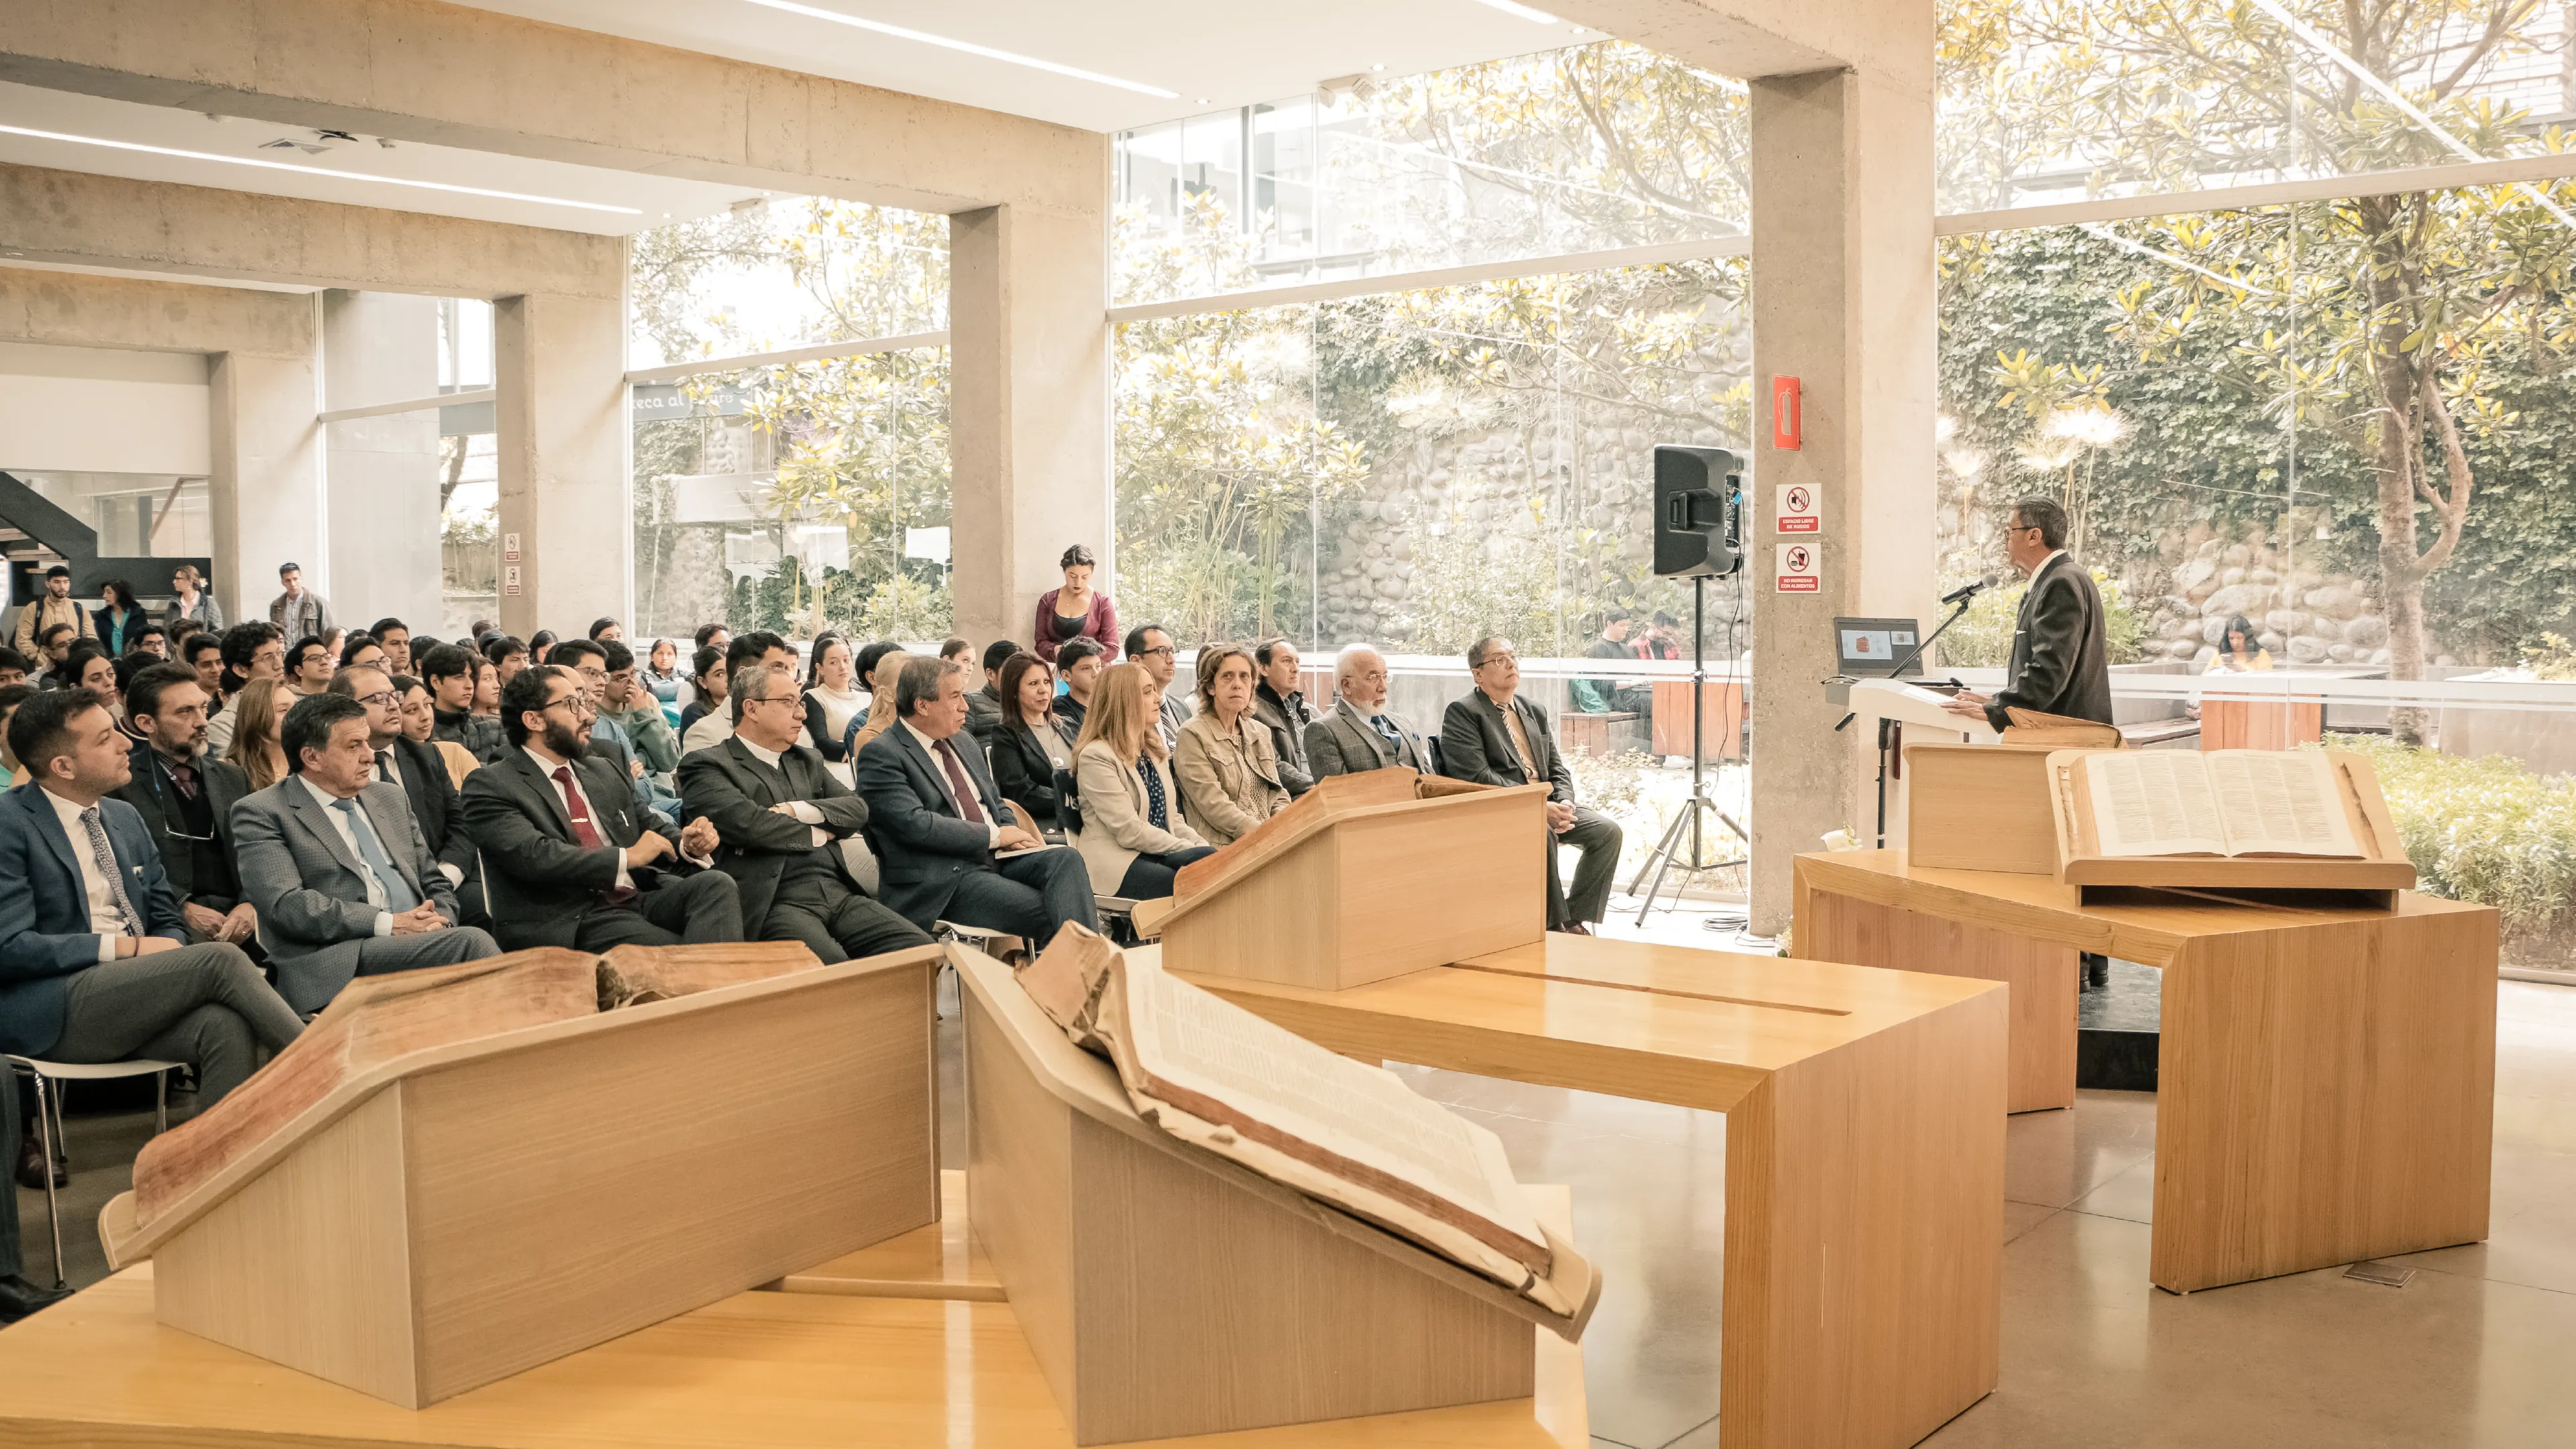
[232,776,457,1010]
[1304,701,1426,778]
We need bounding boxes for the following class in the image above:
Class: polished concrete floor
[17,926,2576,1448]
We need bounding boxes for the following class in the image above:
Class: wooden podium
[1137,767,1551,990]
[956,945,1586,1446]
[94,943,943,1408]
[1796,849,2496,1292]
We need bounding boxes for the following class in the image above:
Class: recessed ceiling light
[1467,0,1561,20]
[737,0,1178,99]
[0,123,643,215]
[1372,63,1386,71]
[1197,98,1211,105]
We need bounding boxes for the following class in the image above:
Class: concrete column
[208,349,323,628]
[948,181,1112,650]
[1745,66,1938,934]
[493,290,627,639]
[321,290,443,634]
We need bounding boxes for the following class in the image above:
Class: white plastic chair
[6,1055,181,1289]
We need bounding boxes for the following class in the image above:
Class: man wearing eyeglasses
[1940,497,2113,734]
[327,664,478,913]
[1439,636,1624,936]
[111,664,258,949]
[549,638,679,831]
[457,665,744,953]
[1304,644,1426,778]
[231,693,498,1013]
[1123,624,1193,754]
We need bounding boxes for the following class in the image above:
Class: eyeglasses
[541,694,596,719]
[1135,645,1176,659]
[351,691,399,710]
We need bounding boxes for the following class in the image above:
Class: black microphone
[1941,572,2001,606]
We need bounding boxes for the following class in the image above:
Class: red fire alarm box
[1772,375,1802,451]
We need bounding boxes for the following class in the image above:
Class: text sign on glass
[1775,483,1821,534]
[1775,542,1819,593]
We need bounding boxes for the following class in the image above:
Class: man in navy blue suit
[854,656,1097,950]
[0,690,302,1115]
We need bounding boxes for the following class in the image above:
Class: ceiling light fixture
[1467,0,1562,21]
[737,0,1178,98]
[0,123,643,215]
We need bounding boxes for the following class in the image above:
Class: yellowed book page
[2205,750,2362,858]
[2082,750,2227,857]
[1115,952,1551,1271]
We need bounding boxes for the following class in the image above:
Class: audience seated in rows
[231,691,499,1013]
[327,663,480,913]
[592,638,679,785]
[681,632,793,757]
[1305,644,1429,776]
[1071,661,1214,901]
[675,662,927,963]
[799,634,866,772]
[854,655,1097,949]
[225,677,292,791]
[678,644,727,742]
[423,644,507,764]
[396,675,480,790]
[460,664,744,953]
[204,623,284,757]
[842,642,911,759]
[1174,642,1289,846]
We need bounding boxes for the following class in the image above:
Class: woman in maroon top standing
[1031,544,1121,666]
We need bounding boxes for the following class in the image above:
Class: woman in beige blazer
[1172,642,1288,846]
[1072,662,1213,899]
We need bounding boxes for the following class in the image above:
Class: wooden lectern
[956,945,1584,1446]
[1135,767,1551,989]
[94,943,943,1409]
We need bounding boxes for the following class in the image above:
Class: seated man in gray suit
[1304,644,1427,778]
[854,656,1098,950]
[676,662,929,964]
[1438,636,1623,935]
[232,693,499,1013]
[0,689,301,1112]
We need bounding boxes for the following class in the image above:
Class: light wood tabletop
[1796,848,2499,1293]
[0,1205,1586,1449]
[1175,931,2011,1449]
[770,1169,1001,1301]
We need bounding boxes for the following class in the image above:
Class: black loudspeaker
[1653,445,1746,579]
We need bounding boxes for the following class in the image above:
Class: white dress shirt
[42,785,137,962]
[734,736,833,846]
[296,774,395,937]
[900,719,1001,848]
[524,746,642,888]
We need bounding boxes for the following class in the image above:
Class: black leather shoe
[0,1274,72,1324]
[13,1130,63,1191]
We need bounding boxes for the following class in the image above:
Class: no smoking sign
[1775,542,1820,593]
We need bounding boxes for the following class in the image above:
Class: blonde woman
[1172,642,1288,846]
[1071,662,1213,901]
[225,677,290,790]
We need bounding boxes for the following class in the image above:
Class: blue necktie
[332,798,421,913]
[1371,713,1404,757]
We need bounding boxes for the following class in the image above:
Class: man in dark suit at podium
[1944,495,2117,986]
[1942,497,2113,733]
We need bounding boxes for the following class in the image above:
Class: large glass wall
[629,197,948,368]
[1114,44,1748,305]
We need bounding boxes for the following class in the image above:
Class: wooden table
[1795,849,2498,1293]
[0,1173,1588,1449]
[1169,932,2008,1449]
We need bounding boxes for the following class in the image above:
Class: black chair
[1424,732,1445,778]
[1053,765,1139,943]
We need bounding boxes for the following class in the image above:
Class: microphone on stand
[1941,571,2002,607]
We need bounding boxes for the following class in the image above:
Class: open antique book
[1017,926,1590,1318]
[2082,748,2361,860]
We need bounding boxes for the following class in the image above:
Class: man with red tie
[852,656,1099,951]
[455,664,744,953]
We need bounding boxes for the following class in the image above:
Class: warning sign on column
[503,565,522,598]
[1775,542,1819,593]
[1775,483,1821,533]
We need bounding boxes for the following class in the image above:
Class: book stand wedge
[94,942,943,1409]
[954,943,1597,1446]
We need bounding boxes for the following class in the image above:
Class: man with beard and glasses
[110,664,258,948]
[456,664,743,952]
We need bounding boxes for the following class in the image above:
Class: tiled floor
[17,921,2576,1448]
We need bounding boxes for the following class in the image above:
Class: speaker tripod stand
[1626,574,1748,924]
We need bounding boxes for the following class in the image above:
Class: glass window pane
[627,198,949,369]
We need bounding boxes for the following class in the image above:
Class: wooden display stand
[1172,932,2009,1449]
[0,1185,1591,1449]
[93,943,944,1409]
[2045,748,2416,904]
[1795,849,2497,1293]
[1902,742,2078,876]
[1137,767,1551,990]
[956,945,1581,1446]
